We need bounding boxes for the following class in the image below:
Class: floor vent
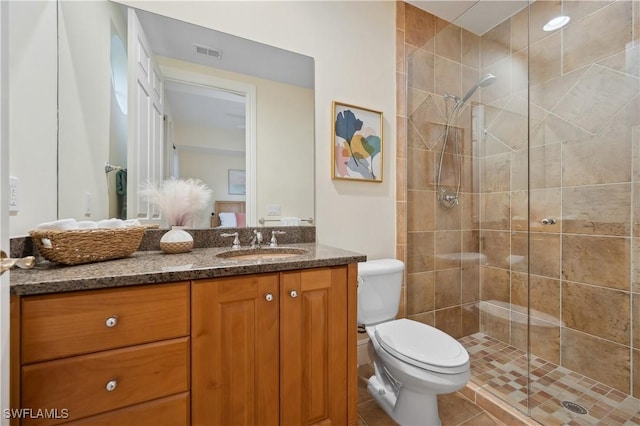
[561,401,588,415]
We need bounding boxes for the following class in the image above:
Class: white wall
[58,1,121,222]
[8,1,58,237]
[121,1,397,259]
[1,1,10,421]
[10,1,128,230]
[256,77,315,224]
[9,1,397,260]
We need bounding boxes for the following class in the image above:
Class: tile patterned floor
[459,332,640,425]
[357,363,508,426]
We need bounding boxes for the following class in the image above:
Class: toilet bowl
[358,259,470,426]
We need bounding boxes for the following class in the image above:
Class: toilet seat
[373,319,469,374]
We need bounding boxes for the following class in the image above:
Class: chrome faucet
[250,230,263,248]
[221,232,241,249]
[269,230,286,247]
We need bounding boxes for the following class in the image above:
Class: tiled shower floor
[459,333,640,425]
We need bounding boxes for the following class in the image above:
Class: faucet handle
[269,230,286,247]
[221,232,241,249]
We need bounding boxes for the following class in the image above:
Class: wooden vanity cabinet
[11,282,191,426]
[11,263,358,426]
[192,264,358,426]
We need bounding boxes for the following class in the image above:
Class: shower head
[478,73,497,87]
[459,73,496,104]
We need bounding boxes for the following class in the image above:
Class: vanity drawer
[21,282,189,363]
[59,392,189,426]
[21,337,189,426]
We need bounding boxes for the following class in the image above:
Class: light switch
[84,192,92,217]
[267,204,281,216]
[9,176,19,213]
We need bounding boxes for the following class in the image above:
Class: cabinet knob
[265,293,274,302]
[290,290,298,298]
[105,316,118,328]
[105,379,118,392]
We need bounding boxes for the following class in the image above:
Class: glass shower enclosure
[401,0,640,424]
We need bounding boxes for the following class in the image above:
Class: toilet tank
[357,259,404,326]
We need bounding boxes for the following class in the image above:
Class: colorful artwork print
[228,169,246,195]
[332,102,383,182]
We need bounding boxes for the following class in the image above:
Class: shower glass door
[526,1,640,424]
[470,2,532,416]
[402,0,534,417]
[402,0,639,423]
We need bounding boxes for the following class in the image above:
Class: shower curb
[459,381,542,426]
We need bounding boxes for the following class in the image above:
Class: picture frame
[332,101,383,182]
[228,169,246,195]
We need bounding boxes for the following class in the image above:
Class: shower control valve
[541,217,557,225]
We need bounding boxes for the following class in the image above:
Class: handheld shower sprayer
[437,73,497,209]
[459,74,496,105]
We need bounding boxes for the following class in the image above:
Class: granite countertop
[10,243,367,296]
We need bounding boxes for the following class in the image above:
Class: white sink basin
[216,247,308,260]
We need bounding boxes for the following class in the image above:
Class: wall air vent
[194,44,222,59]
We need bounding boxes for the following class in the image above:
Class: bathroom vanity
[9,242,365,426]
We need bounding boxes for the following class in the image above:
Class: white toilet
[358,259,470,426]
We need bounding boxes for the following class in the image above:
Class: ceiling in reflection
[131,6,314,137]
[136,7,314,88]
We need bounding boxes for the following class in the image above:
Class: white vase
[160,226,194,254]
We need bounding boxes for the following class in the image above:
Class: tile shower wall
[397,0,640,399]
[396,2,482,339]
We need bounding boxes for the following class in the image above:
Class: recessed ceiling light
[543,15,571,31]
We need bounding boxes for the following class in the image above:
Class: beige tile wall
[397,1,481,337]
[397,0,640,398]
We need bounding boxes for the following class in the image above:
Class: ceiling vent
[194,44,222,59]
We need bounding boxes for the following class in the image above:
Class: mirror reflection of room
[57,0,315,229]
[164,80,247,229]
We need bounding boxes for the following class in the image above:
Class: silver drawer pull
[105,379,118,392]
[105,316,118,328]
[290,290,298,298]
[265,293,274,302]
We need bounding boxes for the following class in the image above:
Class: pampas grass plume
[141,178,213,227]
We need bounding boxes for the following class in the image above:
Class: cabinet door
[192,274,279,426]
[280,266,348,426]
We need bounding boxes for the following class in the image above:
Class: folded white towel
[97,218,126,229]
[35,218,78,230]
[77,221,99,229]
[123,219,142,227]
[218,212,237,228]
[281,217,301,226]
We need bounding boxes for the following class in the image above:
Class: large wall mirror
[57,0,315,228]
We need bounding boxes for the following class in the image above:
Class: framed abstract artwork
[332,101,383,182]
[228,169,246,195]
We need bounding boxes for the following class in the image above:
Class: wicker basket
[29,226,146,265]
